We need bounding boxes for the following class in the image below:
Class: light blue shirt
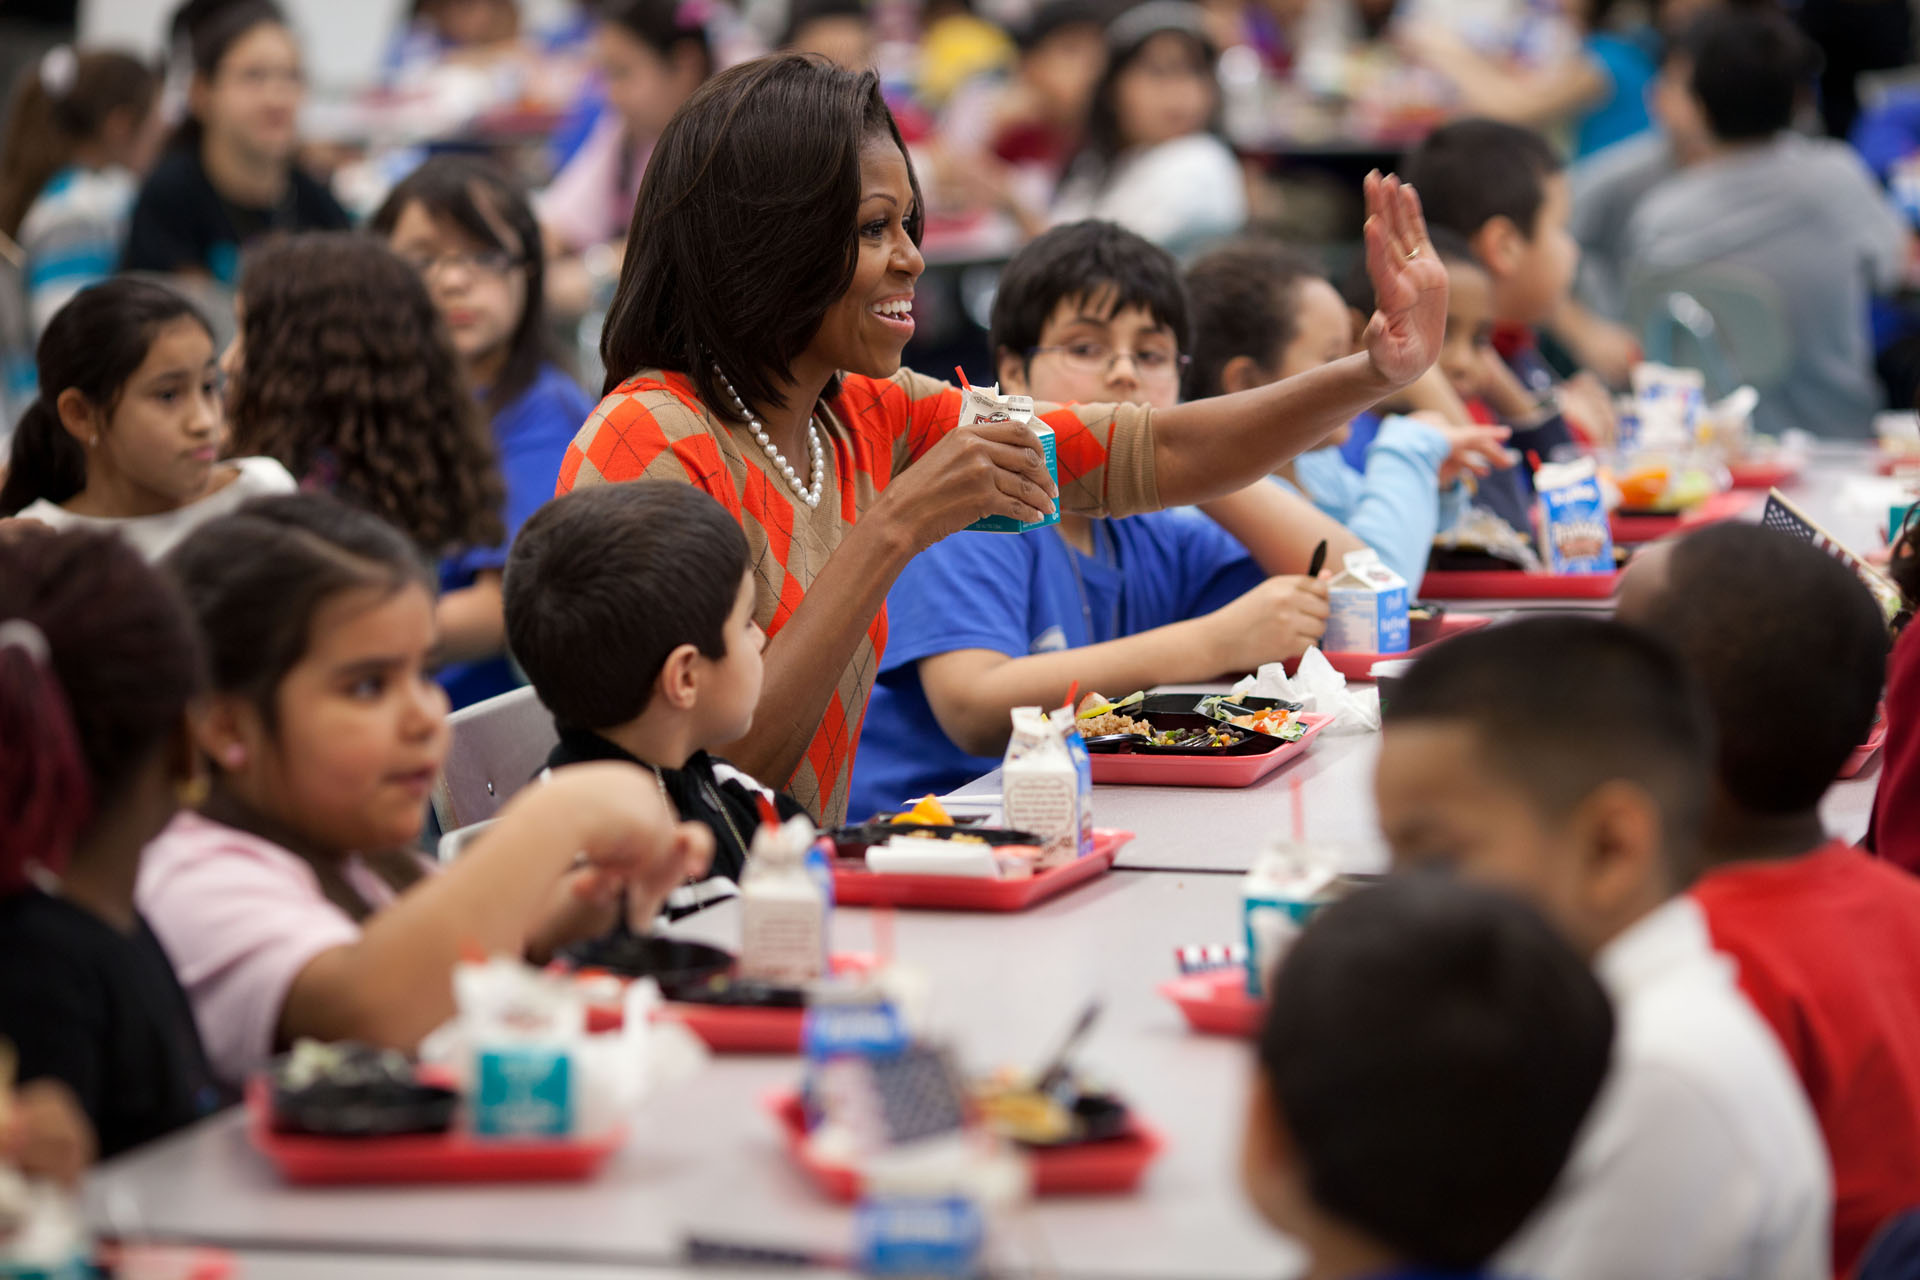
[1277,415,1465,585]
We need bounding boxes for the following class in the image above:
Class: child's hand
[1436,423,1514,485]
[3,1079,94,1186]
[1360,172,1450,391]
[1205,575,1331,672]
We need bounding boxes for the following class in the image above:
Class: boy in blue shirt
[849,221,1347,818]
[1186,240,1509,584]
[1244,875,1614,1280]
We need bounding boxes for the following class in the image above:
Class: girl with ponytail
[0,46,161,333]
[0,527,225,1162]
[0,277,292,559]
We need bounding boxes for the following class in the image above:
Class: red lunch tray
[243,1079,624,1185]
[1877,455,1920,477]
[1609,489,1758,544]
[1418,568,1622,601]
[1840,713,1890,780]
[1295,613,1494,681]
[1727,458,1804,490]
[1088,713,1331,788]
[832,830,1133,911]
[648,954,877,1052]
[1158,967,1263,1039]
[765,1091,1164,1201]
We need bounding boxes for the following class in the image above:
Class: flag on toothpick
[1760,489,1903,622]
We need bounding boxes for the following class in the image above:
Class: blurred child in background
[222,232,510,705]
[123,2,348,287]
[0,48,161,334]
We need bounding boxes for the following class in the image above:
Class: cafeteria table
[77,441,1906,1279]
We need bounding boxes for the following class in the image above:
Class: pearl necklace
[714,364,826,510]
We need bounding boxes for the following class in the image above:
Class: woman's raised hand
[1360,172,1450,392]
[876,414,1061,552]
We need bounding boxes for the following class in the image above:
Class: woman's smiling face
[803,136,925,380]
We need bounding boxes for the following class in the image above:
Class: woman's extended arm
[1195,482,1366,576]
[1149,176,1448,507]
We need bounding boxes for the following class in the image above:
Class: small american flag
[1761,490,1903,621]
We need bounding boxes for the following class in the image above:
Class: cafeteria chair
[429,684,559,835]
[1625,265,1793,402]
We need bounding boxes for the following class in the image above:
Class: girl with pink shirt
[141,493,713,1086]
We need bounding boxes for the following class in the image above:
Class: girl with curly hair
[222,231,510,706]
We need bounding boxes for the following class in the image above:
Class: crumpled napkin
[1230,647,1382,735]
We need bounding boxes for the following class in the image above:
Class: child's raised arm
[275,764,713,1055]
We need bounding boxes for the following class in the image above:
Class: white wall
[79,0,411,91]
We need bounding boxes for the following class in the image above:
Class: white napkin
[1230,647,1382,735]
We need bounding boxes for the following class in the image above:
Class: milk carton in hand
[1242,843,1341,997]
[740,814,830,984]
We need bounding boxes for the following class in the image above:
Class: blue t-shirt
[1576,33,1656,158]
[437,363,594,709]
[848,512,1265,820]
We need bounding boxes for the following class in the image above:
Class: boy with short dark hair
[1403,119,1618,445]
[849,220,1349,819]
[1376,617,1830,1280]
[1245,875,1614,1280]
[1623,7,1909,438]
[1618,523,1920,1276]
[505,482,806,882]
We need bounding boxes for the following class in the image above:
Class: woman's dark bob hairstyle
[597,53,924,411]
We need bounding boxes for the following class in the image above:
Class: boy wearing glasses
[848,219,1339,818]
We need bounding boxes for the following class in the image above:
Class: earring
[175,773,210,809]
[88,434,98,448]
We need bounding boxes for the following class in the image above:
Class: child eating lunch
[505,482,809,885]
[1376,617,1830,1280]
[1184,239,1509,586]
[141,493,713,1085]
[1619,524,1920,1276]
[1245,876,1614,1280]
[849,219,1352,820]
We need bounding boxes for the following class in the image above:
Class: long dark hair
[0,47,158,239]
[370,154,549,417]
[164,493,432,917]
[1060,6,1222,200]
[598,53,924,409]
[170,0,292,154]
[1,278,214,515]
[227,232,505,557]
[1,528,202,895]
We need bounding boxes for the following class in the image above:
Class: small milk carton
[1241,843,1341,998]
[959,383,1058,534]
[1001,706,1093,867]
[1631,363,1705,449]
[739,814,830,984]
[1534,457,1614,575]
[1324,550,1409,655]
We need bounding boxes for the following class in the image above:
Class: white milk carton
[1242,843,1342,998]
[739,814,829,984]
[960,383,1057,534]
[1323,549,1409,654]
[1001,706,1093,867]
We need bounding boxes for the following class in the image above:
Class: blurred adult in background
[1052,2,1246,251]
[1622,6,1907,437]
[0,48,162,335]
[121,2,348,288]
[538,0,713,260]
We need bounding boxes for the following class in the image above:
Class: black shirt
[120,147,351,284]
[544,728,810,885]
[0,890,226,1158]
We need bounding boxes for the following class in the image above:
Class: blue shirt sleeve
[446,366,593,583]
[1294,417,1450,585]
[879,532,1050,674]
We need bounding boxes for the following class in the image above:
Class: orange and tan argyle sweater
[557,366,1160,824]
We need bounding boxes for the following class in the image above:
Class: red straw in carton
[1290,773,1305,845]
[1526,450,1543,473]
[754,791,780,831]
[1063,681,1079,714]
[954,365,973,392]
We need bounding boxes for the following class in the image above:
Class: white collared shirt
[1498,897,1832,1280]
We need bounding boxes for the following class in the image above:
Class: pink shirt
[535,111,648,253]
[136,812,412,1085]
